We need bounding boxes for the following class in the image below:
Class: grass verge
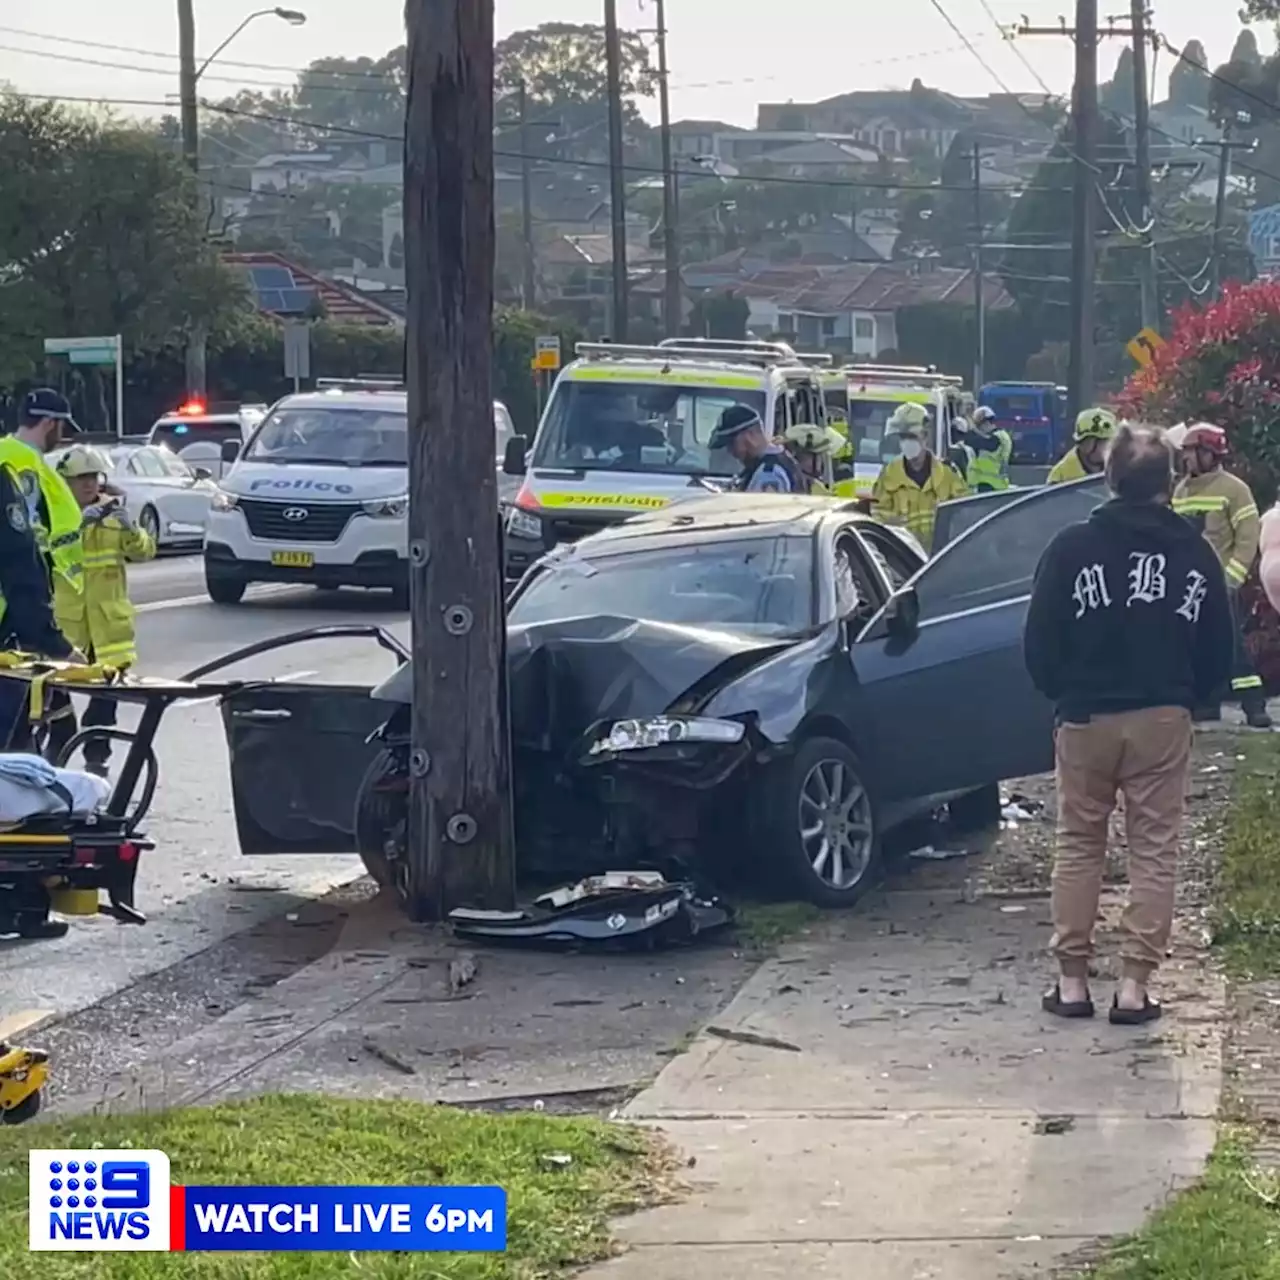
[1083,735,1280,1278]
[1211,734,1280,979]
[0,1094,676,1278]
[732,900,821,950]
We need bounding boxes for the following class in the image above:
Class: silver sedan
[49,443,218,548]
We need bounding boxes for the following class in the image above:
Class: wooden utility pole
[403,0,515,918]
[1067,0,1099,421]
[517,80,537,310]
[1210,126,1253,297]
[1129,1,1160,332]
[972,141,986,391]
[604,0,629,340]
[654,0,680,336]
[176,0,207,400]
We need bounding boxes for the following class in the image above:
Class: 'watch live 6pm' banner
[29,1151,507,1252]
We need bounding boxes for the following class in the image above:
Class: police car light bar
[314,377,406,392]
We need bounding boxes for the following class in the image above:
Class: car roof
[560,494,865,558]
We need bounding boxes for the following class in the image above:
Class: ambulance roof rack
[792,351,835,367]
[315,376,406,393]
[576,340,805,368]
[844,363,963,388]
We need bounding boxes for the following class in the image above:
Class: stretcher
[0,626,407,938]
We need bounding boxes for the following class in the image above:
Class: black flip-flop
[1110,996,1162,1026]
[1042,985,1094,1019]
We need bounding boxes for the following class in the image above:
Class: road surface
[2,552,411,1024]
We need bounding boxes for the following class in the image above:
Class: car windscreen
[243,406,407,467]
[847,396,929,464]
[530,379,765,477]
[987,392,1046,418]
[509,534,814,636]
[150,418,242,452]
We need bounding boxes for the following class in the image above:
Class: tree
[1242,0,1280,22]
[1101,47,1136,114]
[1168,40,1210,109]
[0,94,244,398]
[1233,29,1264,68]
[293,49,407,135]
[494,22,655,159]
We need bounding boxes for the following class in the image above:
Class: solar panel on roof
[278,287,317,313]
[249,266,294,290]
[256,288,286,311]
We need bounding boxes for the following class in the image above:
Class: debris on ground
[448,872,732,951]
[361,1038,417,1076]
[705,1026,802,1053]
[907,844,973,862]
[447,953,478,995]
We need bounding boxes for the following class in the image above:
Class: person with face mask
[1047,408,1117,484]
[954,405,1013,492]
[710,403,809,494]
[1171,422,1270,729]
[871,401,968,552]
[0,389,86,598]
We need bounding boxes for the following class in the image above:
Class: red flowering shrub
[1117,281,1280,688]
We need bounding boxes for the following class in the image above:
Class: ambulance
[501,338,831,585]
[838,364,966,497]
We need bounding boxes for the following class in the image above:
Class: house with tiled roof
[223,251,404,328]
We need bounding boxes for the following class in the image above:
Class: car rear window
[150,417,243,452]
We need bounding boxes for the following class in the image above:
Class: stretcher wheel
[1,1088,41,1124]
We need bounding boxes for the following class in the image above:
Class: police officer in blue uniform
[710,404,808,494]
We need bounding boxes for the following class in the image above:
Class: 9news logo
[29,1150,172,1251]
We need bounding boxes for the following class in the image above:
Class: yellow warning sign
[1126,327,1165,367]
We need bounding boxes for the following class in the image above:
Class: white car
[147,402,269,482]
[49,443,218,548]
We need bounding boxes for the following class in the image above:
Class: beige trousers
[1051,707,1192,983]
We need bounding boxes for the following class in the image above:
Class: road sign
[1125,327,1165,368]
[43,334,125,437]
[283,320,311,385]
[533,335,561,371]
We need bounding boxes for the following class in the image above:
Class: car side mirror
[503,435,528,476]
[885,586,920,641]
[193,467,213,481]
[221,439,241,465]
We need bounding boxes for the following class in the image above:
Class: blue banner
[178,1186,506,1252]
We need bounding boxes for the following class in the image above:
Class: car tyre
[354,748,407,895]
[138,504,160,542]
[763,736,881,909]
[948,782,1003,835]
[205,562,246,605]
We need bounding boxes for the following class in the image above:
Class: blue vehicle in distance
[977,381,1068,466]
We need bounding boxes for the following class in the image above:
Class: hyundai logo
[282,507,309,522]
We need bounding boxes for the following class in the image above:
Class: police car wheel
[138,505,160,541]
[764,736,881,908]
[205,564,246,605]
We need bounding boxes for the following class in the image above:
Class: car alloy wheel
[798,755,875,892]
[138,505,160,541]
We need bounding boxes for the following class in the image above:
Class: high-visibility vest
[1046,447,1094,485]
[964,430,1012,491]
[0,437,84,593]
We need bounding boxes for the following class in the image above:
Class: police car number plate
[271,550,314,568]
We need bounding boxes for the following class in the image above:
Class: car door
[848,476,1108,802]
[155,449,216,530]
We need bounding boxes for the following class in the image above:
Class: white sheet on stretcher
[0,753,110,822]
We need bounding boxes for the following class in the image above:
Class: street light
[196,7,309,82]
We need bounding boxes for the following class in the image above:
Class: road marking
[136,585,297,614]
[0,1008,55,1040]
[275,670,318,683]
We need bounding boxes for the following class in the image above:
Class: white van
[203,379,513,605]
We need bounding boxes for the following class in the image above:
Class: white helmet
[1164,423,1188,450]
[973,406,997,426]
[887,401,930,438]
[784,422,845,456]
[56,444,111,479]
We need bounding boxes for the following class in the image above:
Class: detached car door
[850,476,1107,801]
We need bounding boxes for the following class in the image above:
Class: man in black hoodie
[1024,424,1233,1026]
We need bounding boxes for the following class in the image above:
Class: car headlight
[590,716,746,755]
[363,496,409,519]
[505,507,543,540]
[210,489,239,512]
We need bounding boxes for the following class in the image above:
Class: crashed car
[222,477,1106,909]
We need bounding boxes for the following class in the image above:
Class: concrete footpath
[582,883,1224,1280]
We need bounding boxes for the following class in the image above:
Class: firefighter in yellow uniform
[871,402,968,552]
[1171,423,1270,730]
[1046,408,1117,483]
[46,446,156,774]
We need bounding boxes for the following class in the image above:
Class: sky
[0,0,1270,128]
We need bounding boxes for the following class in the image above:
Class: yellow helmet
[56,444,111,478]
[1074,407,1117,442]
[887,401,930,438]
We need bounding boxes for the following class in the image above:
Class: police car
[501,338,831,586]
[203,379,513,606]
